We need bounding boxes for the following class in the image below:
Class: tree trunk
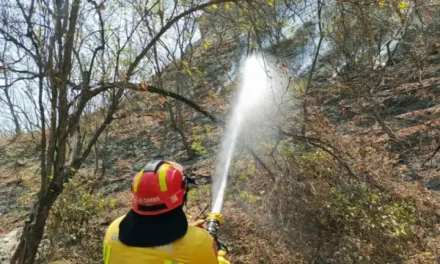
[4,87,21,135]
[168,101,195,159]
[11,191,60,264]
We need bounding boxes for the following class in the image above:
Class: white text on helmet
[136,197,160,204]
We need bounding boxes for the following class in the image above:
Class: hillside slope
[1,2,440,264]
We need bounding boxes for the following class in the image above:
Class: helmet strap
[182,175,197,208]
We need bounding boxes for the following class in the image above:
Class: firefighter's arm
[191,233,229,264]
[190,219,230,264]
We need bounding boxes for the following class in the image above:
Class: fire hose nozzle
[205,212,228,253]
[206,212,224,224]
[205,212,223,239]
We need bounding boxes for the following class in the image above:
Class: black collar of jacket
[118,206,188,247]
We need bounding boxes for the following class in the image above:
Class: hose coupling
[205,212,223,239]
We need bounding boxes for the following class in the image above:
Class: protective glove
[189,219,206,228]
[217,249,230,264]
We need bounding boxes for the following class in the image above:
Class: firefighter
[103,160,230,264]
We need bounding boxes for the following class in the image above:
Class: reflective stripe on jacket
[103,216,219,264]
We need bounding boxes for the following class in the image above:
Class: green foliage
[299,148,335,179]
[279,140,295,158]
[187,184,210,207]
[301,149,330,161]
[41,177,116,262]
[236,164,257,187]
[227,158,263,206]
[324,185,417,241]
[293,79,307,95]
[240,191,261,204]
[191,141,207,156]
[48,178,114,244]
[187,188,199,205]
[190,125,214,156]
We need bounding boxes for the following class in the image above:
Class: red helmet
[131,160,188,215]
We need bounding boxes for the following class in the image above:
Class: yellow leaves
[268,0,275,7]
[99,201,105,212]
[194,68,203,76]
[203,40,212,49]
[212,2,233,10]
[370,193,378,203]
[398,1,408,10]
[378,1,407,10]
[182,60,192,76]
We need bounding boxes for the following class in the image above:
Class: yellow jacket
[103,215,221,264]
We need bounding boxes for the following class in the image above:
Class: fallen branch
[195,204,210,220]
[423,144,440,167]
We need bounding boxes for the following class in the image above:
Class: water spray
[206,54,269,247]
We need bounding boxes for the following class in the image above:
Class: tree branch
[301,0,324,136]
[91,81,218,122]
[0,76,39,88]
[423,144,440,167]
[0,28,38,61]
[86,0,105,74]
[126,0,239,78]
[246,145,275,181]
[71,89,124,169]
[278,128,357,179]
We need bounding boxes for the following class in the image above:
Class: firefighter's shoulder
[104,215,125,243]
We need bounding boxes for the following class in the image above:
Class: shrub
[320,184,418,262]
[44,177,115,263]
[191,125,211,156]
